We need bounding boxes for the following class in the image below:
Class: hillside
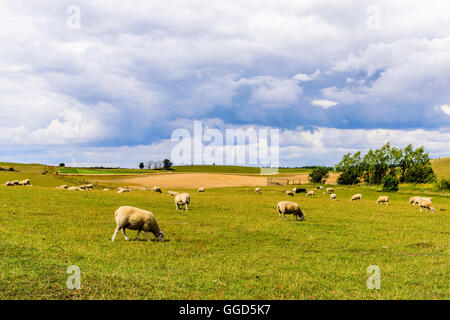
[432,157,450,180]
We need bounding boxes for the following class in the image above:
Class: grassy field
[57,167,160,175]
[0,164,448,299]
[432,157,450,180]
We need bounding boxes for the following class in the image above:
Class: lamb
[254,187,261,194]
[175,193,190,210]
[153,186,162,193]
[412,197,432,206]
[198,187,205,193]
[351,194,362,202]
[5,181,14,186]
[330,193,337,200]
[18,179,30,186]
[306,191,314,197]
[419,199,435,213]
[376,196,389,205]
[68,186,83,191]
[277,201,305,221]
[111,206,164,242]
[285,190,294,196]
[326,188,335,194]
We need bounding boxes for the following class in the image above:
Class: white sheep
[56,185,68,189]
[68,186,83,191]
[18,179,30,186]
[292,187,298,193]
[351,194,362,202]
[153,186,162,193]
[175,193,190,210]
[306,191,314,197]
[111,206,164,242]
[286,190,294,196]
[254,187,261,194]
[330,193,337,200]
[11,180,19,185]
[117,188,131,194]
[277,201,305,221]
[198,187,205,193]
[103,189,110,191]
[5,181,14,186]
[326,188,335,194]
[85,184,94,190]
[376,196,389,205]
[409,196,421,205]
[168,191,178,196]
[419,199,435,213]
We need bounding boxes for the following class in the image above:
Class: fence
[267,178,289,186]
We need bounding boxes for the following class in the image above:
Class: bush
[382,175,399,192]
[163,159,173,170]
[308,166,330,184]
[436,178,450,191]
[59,163,65,167]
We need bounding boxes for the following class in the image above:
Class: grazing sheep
[168,191,178,196]
[117,188,131,194]
[306,191,314,197]
[111,206,164,242]
[376,196,389,205]
[412,197,432,206]
[175,193,190,210]
[56,185,68,189]
[103,189,110,191]
[85,184,94,190]
[351,194,362,202]
[419,199,435,213]
[198,187,205,193]
[277,201,305,221]
[18,179,30,186]
[292,187,298,193]
[326,188,335,194]
[330,193,337,200]
[11,180,19,185]
[286,190,294,196]
[254,187,261,194]
[68,186,83,191]
[5,181,14,186]
[153,186,162,193]
[409,196,421,205]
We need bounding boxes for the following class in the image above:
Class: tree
[335,151,364,185]
[59,163,65,167]
[308,166,330,184]
[163,159,173,170]
[139,162,145,170]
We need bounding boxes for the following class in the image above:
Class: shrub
[337,170,360,185]
[59,163,65,167]
[163,159,173,170]
[382,175,399,192]
[308,166,330,184]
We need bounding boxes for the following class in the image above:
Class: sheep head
[155,231,165,242]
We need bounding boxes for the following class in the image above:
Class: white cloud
[440,104,450,116]
[311,99,338,109]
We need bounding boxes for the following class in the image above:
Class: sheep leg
[186,204,188,211]
[135,230,141,240]
[146,231,150,242]
[121,228,129,241]
[111,227,119,242]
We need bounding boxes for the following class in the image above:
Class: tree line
[139,159,173,170]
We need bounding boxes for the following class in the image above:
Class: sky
[0,0,449,167]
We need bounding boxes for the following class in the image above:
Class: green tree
[139,162,145,169]
[382,175,399,192]
[163,159,173,170]
[335,151,363,185]
[308,166,330,184]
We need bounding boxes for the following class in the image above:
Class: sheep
[153,186,162,193]
[409,196,421,205]
[330,193,337,200]
[85,184,94,190]
[376,196,389,205]
[254,187,261,194]
[56,185,68,189]
[111,206,164,242]
[18,179,30,186]
[198,187,205,193]
[168,191,178,196]
[285,190,294,196]
[412,197,432,206]
[78,184,88,190]
[306,191,314,197]
[117,188,131,194]
[68,186,83,191]
[292,187,298,193]
[326,188,335,194]
[5,181,14,186]
[175,193,190,210]
[11,180,19,185]
[419,199,435,213]
[351,194,362,202]
[277,201,305,221]
[103,189,110,191]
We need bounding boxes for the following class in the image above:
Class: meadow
[0,163,448,299]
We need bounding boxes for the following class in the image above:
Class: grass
[57,167,160,175]
[432,157,450,180]
[0,164,448,299]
